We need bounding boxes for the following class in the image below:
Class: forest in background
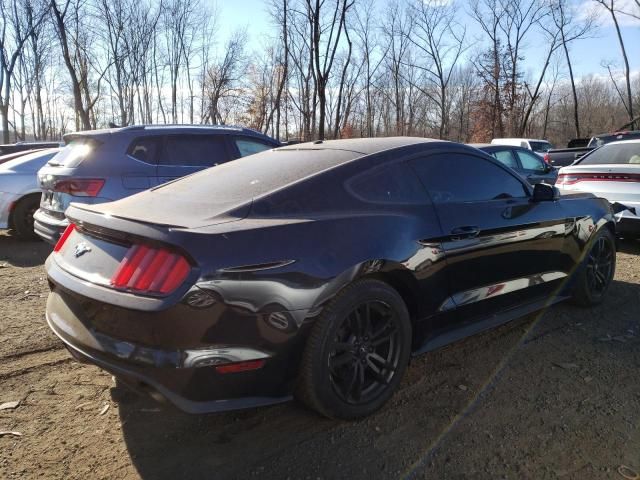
[0,0,639,147]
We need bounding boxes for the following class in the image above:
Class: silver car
[557,140,640,236]
[0,148,61,239]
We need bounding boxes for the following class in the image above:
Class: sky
[217,0,640,79]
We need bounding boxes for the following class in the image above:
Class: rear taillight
[557,172,640,185]
[53,178,105,197]
[215,359,266,374]
[53,224,76,252]
[543,153,551,165]
[110,244,191,295]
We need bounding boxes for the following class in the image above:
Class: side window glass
[127,137,160,164]
[235,138,273,157]
[516,150,545,172]
[347,162,430,204]
[410,153,528,204]
[492,150,518,169]
[160,135,227,167]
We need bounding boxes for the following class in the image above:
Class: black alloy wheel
[328,301,401,405]
[586,235,614,295]
[296,278,411,419]
[572,228,616,306]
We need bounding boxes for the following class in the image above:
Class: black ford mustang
[45,137,616,419]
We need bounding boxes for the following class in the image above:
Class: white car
[0,148,60,239]
[557,140,640,237]
[491,138,554,157]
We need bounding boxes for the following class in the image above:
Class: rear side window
[127,136,160,164]
[160,135,228,167]
[410,153,528,204]
[235,137,273,157]
[492,150,518,169]
[516,150,546,172]
[347,162,430,204]
[579,143,640,165]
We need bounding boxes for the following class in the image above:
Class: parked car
[0,148,61,239]
[0,148,47,167]
[472,143,558,184]
[557,139,640,237]
[45,137,617,419]
[0,141,62,156]
[490,138,554,156]
[34,125,280,244]
[545,130,640,168]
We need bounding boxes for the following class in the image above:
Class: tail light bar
[110,244,191,295]
[54,178,105,197]
[557,172,640,185]
[53,223,76,252]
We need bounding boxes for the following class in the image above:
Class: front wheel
[571,228,616,307]
[296,278,412,419]
[12,195,41,240]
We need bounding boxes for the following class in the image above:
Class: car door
[409,151,572,331]
[155,134,232,185]
[515,148,554,184]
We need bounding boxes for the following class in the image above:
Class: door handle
[450,226,480,240]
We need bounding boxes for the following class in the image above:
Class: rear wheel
[572,228,616,306]
[296,279,411,419]
[12,195,41,240]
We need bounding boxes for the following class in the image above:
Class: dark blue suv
[34,125,279,244]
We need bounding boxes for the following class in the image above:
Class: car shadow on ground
[113,279,640,479]
[618,238,640,255]
[0,232,51,267]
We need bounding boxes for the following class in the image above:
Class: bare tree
[406,0,467,139]
[203,30,247,124]
[595,0,635,129]
[305,0,355,139]
[0,0,49,142]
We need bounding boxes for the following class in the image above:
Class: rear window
[235,138,274,157]
[529,141,553,153]
[578,143,640,165]
[48,139,95,168]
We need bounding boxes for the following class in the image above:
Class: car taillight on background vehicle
[53,224,76,252]
[543,153,551,165]
[557,173,640,185]
[110,245,191,295]
[53,178,105,197]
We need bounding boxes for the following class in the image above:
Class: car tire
[12,195,41,241]
[296,278,412,419]
[571,227,616,307]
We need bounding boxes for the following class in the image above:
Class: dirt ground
[1,231,640,480]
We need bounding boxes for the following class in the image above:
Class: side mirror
[532,182,559,202]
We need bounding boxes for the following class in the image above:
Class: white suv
[491,138,554,157]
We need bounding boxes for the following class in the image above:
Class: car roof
[63,124,277,143]
[600,139,640,146]
[278,137,446,155]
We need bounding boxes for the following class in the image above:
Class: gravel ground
[1,231,640,479]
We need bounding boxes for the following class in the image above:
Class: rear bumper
[33,208,68,244]
[45,285,308,413]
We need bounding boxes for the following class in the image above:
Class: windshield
[578,143,640,165]
[529,141,553,153]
